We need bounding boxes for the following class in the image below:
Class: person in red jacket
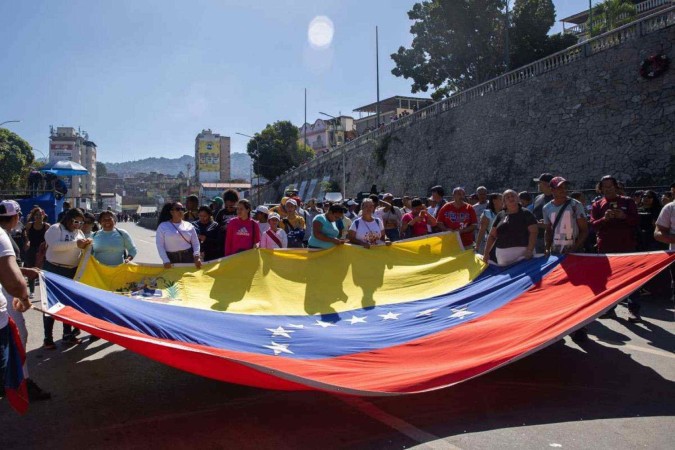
[590,175,641,321]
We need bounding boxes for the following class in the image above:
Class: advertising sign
[50,143,74,161]
[198,141,220,172]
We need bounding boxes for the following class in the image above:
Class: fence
[277,5,675,185]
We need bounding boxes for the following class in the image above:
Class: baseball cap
[0,200,21,217]
[347,200,357,206]
[533,173,554,183]
[286,199,298,207]
[550,176,570,188]
[268,212,281,221]
[210,196,224,206]
[253,205,269,215]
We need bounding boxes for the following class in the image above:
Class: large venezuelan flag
[40,233,674,395]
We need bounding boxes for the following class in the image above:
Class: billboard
[198,140,220,172]
[50,143,74,161]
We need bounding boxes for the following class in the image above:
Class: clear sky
[0,0,580,163]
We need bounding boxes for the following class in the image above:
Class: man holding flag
[0,225,33,414]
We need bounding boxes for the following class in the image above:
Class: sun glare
[308,16,334,49]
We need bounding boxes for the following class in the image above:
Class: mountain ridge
[103,153,251,180]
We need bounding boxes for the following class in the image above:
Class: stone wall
[261,22,674,202]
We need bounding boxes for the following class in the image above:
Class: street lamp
[319,112,346,199]
[236,132,260,204]
[0,120,21,128]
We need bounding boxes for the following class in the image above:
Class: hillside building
[298,116,357,156]
[48,126,97,207]
[195,129,231,183]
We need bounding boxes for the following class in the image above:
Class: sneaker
[26,379,51,402]
[61,335,81,346]
[571,328,589,344]
[72,328,81,337]
[600,308,618,319]
[627,311,642,323]
[29,293,35,299]
[43,339,56,350]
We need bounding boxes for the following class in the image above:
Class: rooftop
[353,96,434,114]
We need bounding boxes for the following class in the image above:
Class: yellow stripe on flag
[77,233,486,315]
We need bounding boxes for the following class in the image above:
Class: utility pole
[504,1,510,70]
[375,26,381,128]
[304,88,307,147]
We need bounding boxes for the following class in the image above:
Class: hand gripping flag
[3,318,29,414]
[39,233,675,396]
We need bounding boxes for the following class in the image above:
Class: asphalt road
[2,222,674,449]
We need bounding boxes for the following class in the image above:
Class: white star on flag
[346,315,367,325]
[315,319,337,328]
[287,324,305,329]
[266,326,295,338]
[449,308,475,319]
[416,308,439,317]
[379,311,401,320]
[264,341,293,355]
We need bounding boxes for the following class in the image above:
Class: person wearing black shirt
[483,190,538,266]
[193,206,221,261]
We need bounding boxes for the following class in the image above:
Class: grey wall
[263,24,674,202]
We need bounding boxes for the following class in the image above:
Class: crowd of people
[0,173,674,404]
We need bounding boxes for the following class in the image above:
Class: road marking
[336,396,463,450]
[590,337,675,359]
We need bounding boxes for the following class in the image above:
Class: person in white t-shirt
[0,227,36,399]
[260,213,288,249]
[654,199,675,302]
[348,199,391,249]
[155,202,202,269]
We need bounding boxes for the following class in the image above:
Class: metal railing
[278,5,675,183]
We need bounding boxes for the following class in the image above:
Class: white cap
[254,205,269,215]
[285,199,298,207]
[0,200,21,217]
[268,212,281,221]
[347,200,357,206]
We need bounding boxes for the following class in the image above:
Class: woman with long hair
[43,207,92,347]
[225,199,260,256]
[156,202,201,269]
[24,207,50,298]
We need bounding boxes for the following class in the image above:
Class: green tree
[588,0,636,36]
[509,0,578,68]
[96,161,108,177]
[392,0,578,99]
[0,128,35,190]
[246,120,314,181]
[391,0,508,100]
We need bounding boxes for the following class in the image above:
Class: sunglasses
[72,220,84,225]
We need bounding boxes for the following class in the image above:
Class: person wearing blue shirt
[91,211,137,266]
[308,204,347,249]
